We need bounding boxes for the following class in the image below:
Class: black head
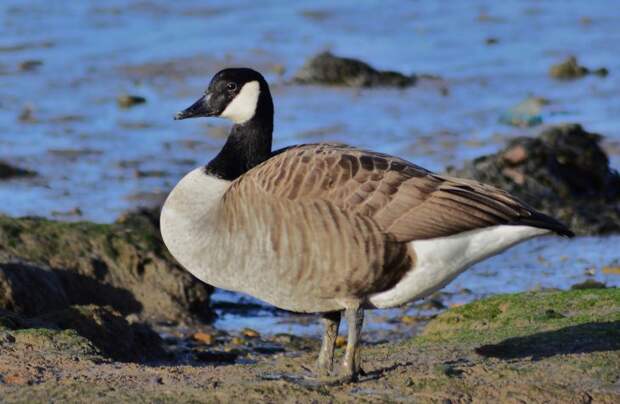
[175,68,272,125]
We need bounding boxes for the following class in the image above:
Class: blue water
[1,0,619,335]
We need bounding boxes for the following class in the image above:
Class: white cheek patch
[220,80,260,124]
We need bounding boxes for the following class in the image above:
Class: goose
[161,68,573,384]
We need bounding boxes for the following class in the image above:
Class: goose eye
[226,82,237,91]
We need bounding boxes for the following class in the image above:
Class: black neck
[205,91,273,180]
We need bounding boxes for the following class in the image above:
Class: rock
[117,95,147,108]
[293,51,416,88]
[192,331,215,345]
[500,96,550,128]
[18,59,43,71]
[0,161,36,180]
[17,105,36,122]
[230,336,245,346]
[0,212,213,323]
[400,315,421,325]
[0,309,102,361]
[0,305,165,362]
[448,124,620,235]
[241,328,260,339]
[335,335,346,348]
[549,56,609,80]
[570,279,607,290]
[0,261,69,316]
[35,305,165,361]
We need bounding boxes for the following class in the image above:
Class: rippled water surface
[1,0,619,335]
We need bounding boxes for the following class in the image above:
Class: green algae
[416,289,619,346]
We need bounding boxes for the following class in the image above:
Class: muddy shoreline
[1,289,618,402]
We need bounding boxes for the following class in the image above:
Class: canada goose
[161,68,573,384]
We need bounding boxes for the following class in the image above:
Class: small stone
[592,67,609,77]
[550,56,588,79]
[19,59,43,71]
[241,328,260,338]
[549,56,607,80]
[419,297,446,310]
[335,335,346,348]
[192,331,215,345]
[117,94,147,108]
[18,105,36,122]
[400,315,420,325]
[134,169,168,178]
[230,336,245,345]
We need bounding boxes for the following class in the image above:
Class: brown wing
[232,143,570,242]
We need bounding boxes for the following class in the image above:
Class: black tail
[513,210,575,238]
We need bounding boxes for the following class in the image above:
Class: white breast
[160,168,231,286]
[368,225,549,309]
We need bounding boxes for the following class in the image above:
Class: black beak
[174,95,213,120]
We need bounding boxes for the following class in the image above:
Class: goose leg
[316,311,341,376]
[341,306,364,382]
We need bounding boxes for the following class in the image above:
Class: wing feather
[229,143,572,241]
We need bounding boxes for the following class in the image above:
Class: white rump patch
[368,225,550,309]
[220,80,260,124]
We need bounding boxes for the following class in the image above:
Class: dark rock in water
[117,94,147,108]
[0,213,213,323]
[549,56,609,80]
[293,51,416,88]
[448,124,620,235]
[570,279,607,290]
[19,59,43,71]
[0,161,36,179]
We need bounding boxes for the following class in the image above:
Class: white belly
[368,225,549,309]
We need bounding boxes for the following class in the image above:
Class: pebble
[19,59,43,71]
[192,331,215,345]
[230,336,245,345]
[117,94,147,108]
[241,328,260,338]
[335,336,347,348]
[400,315,420,325]
[549,56,608,80]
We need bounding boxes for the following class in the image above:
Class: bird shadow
[475,321,620,360]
